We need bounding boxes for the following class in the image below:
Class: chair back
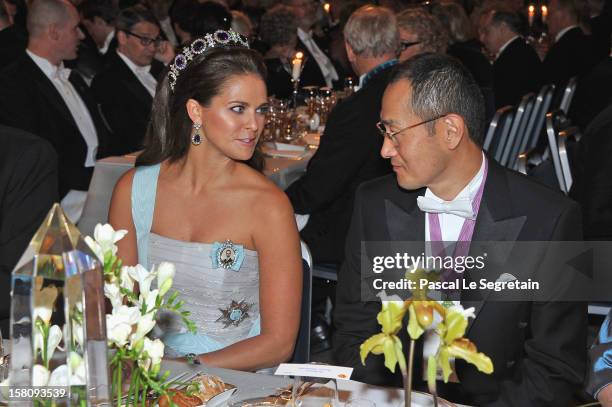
[557,126,581,192]
[500,93,536,167]
[483,105,514,162]
[559,76,578,114]
[545,110,572,193]
[522,84,556,155]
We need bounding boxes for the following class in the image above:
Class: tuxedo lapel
[23,56,77,130]
[113,53,153,108]
[384,188,425,242]
[465,161,526,333]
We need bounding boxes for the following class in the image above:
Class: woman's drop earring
[192,122,202,145]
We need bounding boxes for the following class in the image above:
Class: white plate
[204,387,238,407]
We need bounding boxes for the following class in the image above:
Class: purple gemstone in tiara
[214,30,230,43]
[192,38,206,53]
[174,54,187,70]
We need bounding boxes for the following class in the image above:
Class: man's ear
[48,23,60,41]
[116,30,128,46]
[345,41,356,64]
[441,114,466,150]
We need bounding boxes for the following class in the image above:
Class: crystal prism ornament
[9,203,110,405]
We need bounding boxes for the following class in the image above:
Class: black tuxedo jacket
[0,125,58,333]
[493,37,542,108]
[91,51,164,155]
[569,56,612,130]
[285,64,393,265]
[334,160,586,406]
[0,23,27,70]
[543,27,598,89]
[264,58,293,99]
[297,34,337,89]
[0,53,111,198]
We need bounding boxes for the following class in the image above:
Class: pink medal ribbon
[427,159,489,282]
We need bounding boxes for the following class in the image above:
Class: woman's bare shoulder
[112,167,137,201]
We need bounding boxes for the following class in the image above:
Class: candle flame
[323,3,330,12]
[295,51,304,59]
[541,5,548,15]
[528,4,535,13]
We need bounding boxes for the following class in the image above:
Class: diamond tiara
[168,29,250,92]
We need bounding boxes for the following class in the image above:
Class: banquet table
[78,147,315,237]
[159,360,471,407]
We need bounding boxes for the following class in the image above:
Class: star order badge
[210,240,245,271]
[217,300,252,328]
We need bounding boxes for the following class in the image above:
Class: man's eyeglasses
[125,31,163,47]
[376,115,445,145]
[400,41,421,51]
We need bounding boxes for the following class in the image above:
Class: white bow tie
[417,196,475,219]
[53,66,71,82]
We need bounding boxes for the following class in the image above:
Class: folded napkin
[263,141,306,152]
[263,149,307,159]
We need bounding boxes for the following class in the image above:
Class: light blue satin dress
[131,164,261,356]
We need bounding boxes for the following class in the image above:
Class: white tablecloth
[78,150,313,236]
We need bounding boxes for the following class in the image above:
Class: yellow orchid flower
[360,301,407,373]
[435,308,494,382]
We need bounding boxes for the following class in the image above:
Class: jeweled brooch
[210,240,244,271]
[216,300,252,328]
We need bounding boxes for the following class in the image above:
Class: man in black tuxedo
[0,125,58,333]
[544,0,599,89]
[0,0,27,69]
[0,0,110,222]
[286,5,396,351]
[569,55,612,129]
[334,53,586,406]
[481,10,542,108]
[284,0,340,88]
[286,4,396,267]
[91,6,164,155]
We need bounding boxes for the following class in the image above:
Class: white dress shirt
[27,49,99,223]
[117,51,157,97]
[100,30,115,54]
[555,25,579,43]
[297,28,339,88]
[424,152,486,243]
[496,35,520,60]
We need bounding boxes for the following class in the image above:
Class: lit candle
[292,51,304,81]
[541,5,548,24]
[323,3,331,13]
[528,4,535,27]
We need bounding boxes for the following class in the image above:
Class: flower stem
[405,339,415,407]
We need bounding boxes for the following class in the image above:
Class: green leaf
[407,304,424,340]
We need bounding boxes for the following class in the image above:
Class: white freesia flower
[156,262,175,296]
[131,313,156,343]
[48,364,69,387]
[104,282,123,309]
[448,304,476,320]
[93,224,128,256]
[141,337,164,370]
[69,352,86,385]
[33,284,58,325]
[127,264,156,297]
[106,305,140,347]
[84,236,105,262]
[119,266,134,292]
[34,324,63,361]
[140,289,159,315]
[32,364,50,386]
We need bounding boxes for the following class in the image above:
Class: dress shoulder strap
[131,164,161,268]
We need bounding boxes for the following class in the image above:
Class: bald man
[0,0,111,223]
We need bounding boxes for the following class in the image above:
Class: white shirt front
[424,152,486,243]
[496,35,520,60]
[27,49,99,168]
[100,30,115,54]
[297,28,339,88]
[555,25,579,43]
[117,51,157,97]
